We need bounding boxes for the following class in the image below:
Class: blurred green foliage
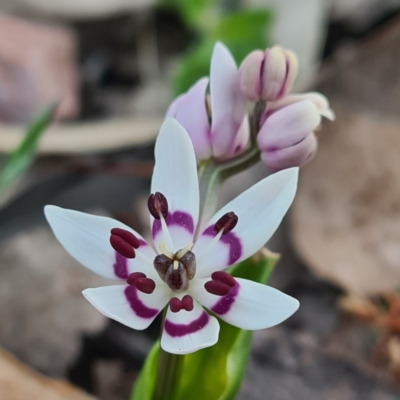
[131,251,279,400]
[0,104,56,194]
[164,0,272,95]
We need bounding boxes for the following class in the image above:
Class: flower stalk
[153,348,183,400]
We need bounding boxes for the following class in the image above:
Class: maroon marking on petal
[113,252,128,279]
[126,272,146,285]
[111,228,140,248]
[164,311,209,337]
[124,285,159,319]
[169,297,182,313]
[205,280,231,296]
[152,211,194,238]
[138,239,148,247]
[135,278,156,294]
[110,235,136,258]
[211,283,240,315]
[211,271,236,287]
[203,226,242,266]
[182,295,194,312]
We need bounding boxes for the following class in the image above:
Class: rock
[291,108,400,296]
[0,347,96,399]
[238,328,400,400]
[0,225,108,376]
[0,14,79,122]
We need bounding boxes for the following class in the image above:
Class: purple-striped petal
[83,284,170,330]
[210,42,247,159]
[151,119,199,252]
[191,278,299,330]
[44,205,158,281]
[193,168,298,278]
[161,301,219,354]
[258,100,321,151]
[265,92,335,121]
[167,78,212,161]
[261,133,317,171]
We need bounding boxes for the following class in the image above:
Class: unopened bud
[257,100,320,171]
[239,46,298,102]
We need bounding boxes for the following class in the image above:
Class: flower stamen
[205,271,237,296]
[169,295,194,313]
[126,272,156,294]
[213,212,238,235]
[147,192,168,219]
[110,228,140,259]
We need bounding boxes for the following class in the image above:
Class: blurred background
[1,0,400,399]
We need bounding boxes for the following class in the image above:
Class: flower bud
[239,46,298,102]
[257,100,320,171]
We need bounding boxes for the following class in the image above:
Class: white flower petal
[194,168,298,277]
[161,300,219,354]
[44,205,158,281]
[151,119,200,252]
[191,278,299,330]
[83,284,170,330]
[210,42,247,159]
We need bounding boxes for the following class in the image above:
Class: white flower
[45,119,299,355]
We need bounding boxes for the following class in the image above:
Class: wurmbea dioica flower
[166,42,248,161]
[44,119,299,355]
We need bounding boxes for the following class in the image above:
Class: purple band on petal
[138,239,147,247]
[203,226,242,265]
[124,286,159,319]
[211,283,240,315]
[113,252,128,279]
[164,311,209,337]
[152,211,194,238]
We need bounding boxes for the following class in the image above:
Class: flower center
[153,242,196,292]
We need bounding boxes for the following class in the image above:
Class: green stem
[153,348,183,400]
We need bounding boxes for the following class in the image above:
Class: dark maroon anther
[204,280,231,296]
[211,271,236,287]
[182,295,194,311]
[111,228,140,249]
[134,278,156,294]
[110,235,136,258]
[148,192,168,220]
[213,212,238,235]
[126,272,146,285]
[170,297,182,313]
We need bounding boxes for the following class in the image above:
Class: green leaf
[163,0,219,30]
[131,341,159,400]
[131,250,279,400]
[172,9,272,95]
[0,103,56,193]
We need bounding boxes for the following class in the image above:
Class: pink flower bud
[239,46,298,102]
[257,100,320,171]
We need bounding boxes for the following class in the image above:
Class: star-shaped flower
[45,119,299,354]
